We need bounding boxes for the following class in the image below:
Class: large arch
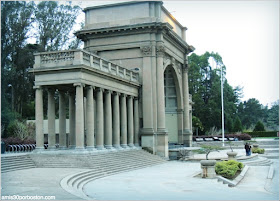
[164,65,183,144]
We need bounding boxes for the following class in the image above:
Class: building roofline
[83,1,163,12]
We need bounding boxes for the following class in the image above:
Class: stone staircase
[57,150,166,200]
[1,154,36,173]
[29,150,165,168]
[237,155,273,166]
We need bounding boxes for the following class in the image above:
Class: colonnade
[34,83,140,151]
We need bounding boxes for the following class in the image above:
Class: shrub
[253,121,265,132]
[215,160,244,179]
[7,120,28,140]
[252,147,265,154]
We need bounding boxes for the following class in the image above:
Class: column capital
[86,85,95,90]
[33,85,42,90]
[140,45,152,57]
[156,45,165,57]
[120,93,127,98]
[182,64,189,73]
[134,97,139,101]
[113,91,121,96]
[96,87,104,93]
[73,83,85,88]
[128,95,134,99]
[104,89,113,94]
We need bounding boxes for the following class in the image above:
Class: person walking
[245,142,250,156]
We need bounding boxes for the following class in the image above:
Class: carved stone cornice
[156,45,165,57]
[140,46,152,57]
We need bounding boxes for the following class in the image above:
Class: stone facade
[31,1,194,158]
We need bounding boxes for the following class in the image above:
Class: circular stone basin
[227,151,238,157]
[200,160,216,166]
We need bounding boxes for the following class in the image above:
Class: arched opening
[164,66,179,143]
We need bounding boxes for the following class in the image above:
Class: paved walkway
[83,160,279,200]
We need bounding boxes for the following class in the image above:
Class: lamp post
[219,64,225,147]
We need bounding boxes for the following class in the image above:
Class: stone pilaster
[86,86,95,150]
[74,83,85,150]
[156,44,168,158]
[113,92,121,149]
[140,45,155,153]
[69,93,76,149]
[182,59,192,147]
[47,89,56,150]
[59,90,67,149]
[127,95,134,147]
[104,90,113,149]
[120,94,128,148]
[133,97,140,147]
[34,86,44,151]
[96,88,105,150]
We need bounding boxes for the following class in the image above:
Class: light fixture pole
[220,64,225,147]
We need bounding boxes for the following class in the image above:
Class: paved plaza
[1,148,279,201]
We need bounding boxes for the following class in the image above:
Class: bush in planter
[215,160,244,179]
[252,147,265,154]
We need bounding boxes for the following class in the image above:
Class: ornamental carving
[156,45,165,57]
[41,51,74,63]
[140,46,152,56]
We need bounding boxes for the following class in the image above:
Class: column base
[121,144,128,149]
[86,146,96,151]
[96,145,105,150]
[59,146,67,150]
[113,144,123,149]
[75,147,85,151]
[155,131,169,158]
[183,130,193,147]
[105,145,114,149]
[69,145,76,149]
[128,143,135,148]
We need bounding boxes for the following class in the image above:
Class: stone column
[34,86,44,151]
[69,93,76,149]
[113,92,121,149]
[120,94,128,148]
[47,89,56,150]
[156,44,168,158]
[59,90,67,149]
[134,98,140,147]
[183,59,192,146]
[140,45,155,152]
[104,90,113,149]
[86,86,95,150]
[74,83,85,150]
[96,88,104,150]
[127,95,134,147]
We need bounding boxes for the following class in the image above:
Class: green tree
[253,121,265,132]
[233,117,243,132]
[188,52,240,134]
[35,1,81,51]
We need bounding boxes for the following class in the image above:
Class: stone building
[31,1,194,158]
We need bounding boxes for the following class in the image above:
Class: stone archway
[164,65,182,144]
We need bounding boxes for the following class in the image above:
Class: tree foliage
[1,1,82,136]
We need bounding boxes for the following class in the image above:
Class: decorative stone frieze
[41,51,74,63]
[140,46,152,56]
[156,45,165,57]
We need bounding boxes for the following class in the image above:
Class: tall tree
[35,1,81,51]
[1,1,35,119]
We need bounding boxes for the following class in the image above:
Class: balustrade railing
[34,49,139,82]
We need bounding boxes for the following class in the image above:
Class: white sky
[74,0,279,107]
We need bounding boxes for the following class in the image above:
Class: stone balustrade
[34,49,139,83]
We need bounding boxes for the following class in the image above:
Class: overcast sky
[75,0,279,107]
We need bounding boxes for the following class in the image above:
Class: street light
[219,63,225,147]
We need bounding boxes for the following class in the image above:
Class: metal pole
[220,64,225,146]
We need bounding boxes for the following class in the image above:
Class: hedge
[215,160,244,179]
[193,133,251,141]
[246,131,278,138]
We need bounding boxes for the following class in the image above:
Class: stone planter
[200,160,216,178]
[227,151,238,160]
[253,144,259,148]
